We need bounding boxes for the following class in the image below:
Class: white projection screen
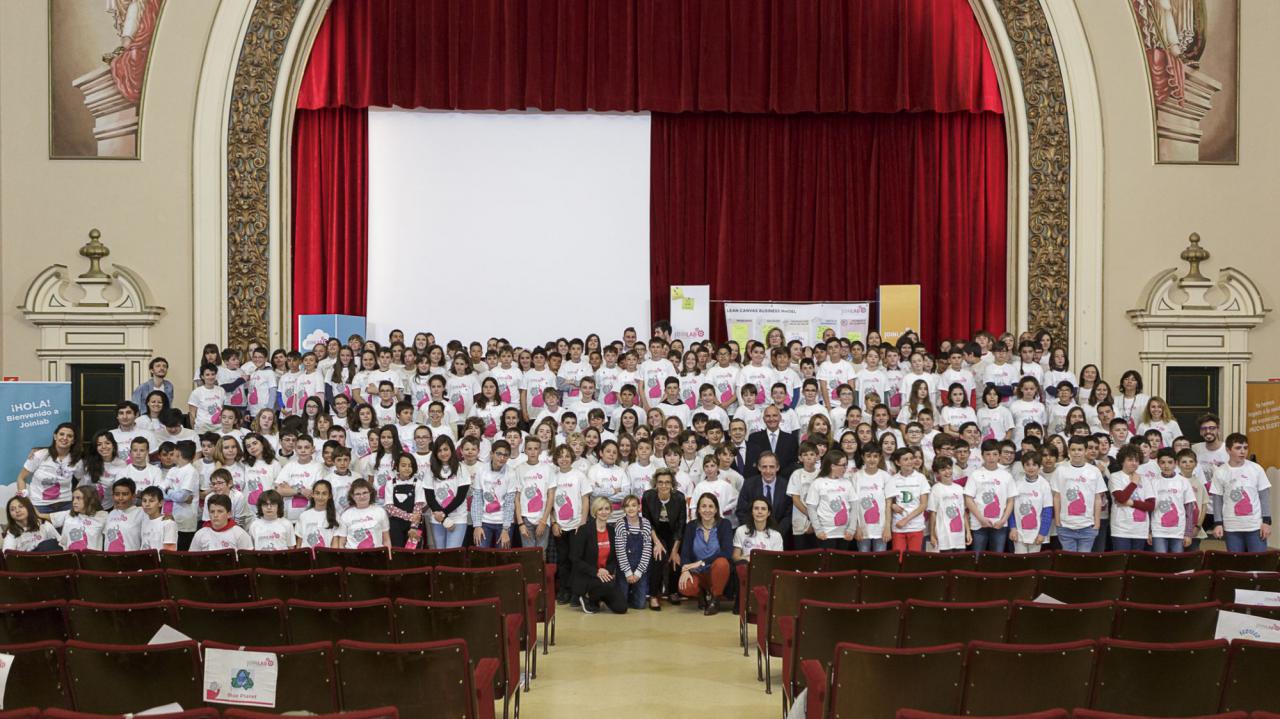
[367,109,652,347]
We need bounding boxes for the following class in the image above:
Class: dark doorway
[70,364,125,451]
[1165,366,1220,440]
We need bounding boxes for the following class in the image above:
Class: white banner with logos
[669,285,711,343]
[724,302,870,346]
[203,648,280,708]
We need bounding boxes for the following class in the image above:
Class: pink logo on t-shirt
[163,500,174,515]
[982,490,1000,518]
[453,397,466,415]
[833,500,848,528]
[982,427,996,441]
[1160,502,1179,527]
[1020,506,1037,529]
[527,488,544,513]
[604,391,618,405]
[719,387,734,404]
[1067,488,1086,516]
[484,420,498,438]
[248,387,259,405]
[1234,489,1254,517]
[1133,508,1148,522]
[647,381,662,399]
[484,492,501,514]
[292,495,309,509]
[499,387,512,403]
[211,407,222,426]
[355,528,374,549]
[42,481,61,501]
[557,495,574,521]
[947,506,963,532]
[106,527,125,552]
[532,393,544,408]
[247,487,263,506]
[861,496,879,524]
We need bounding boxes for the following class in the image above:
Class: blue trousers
[1225,530,1269,553]
[1057,526,1098,552]
[1151,536,1186,553]
[1111,536,1148,552]
[970,527,1007,554]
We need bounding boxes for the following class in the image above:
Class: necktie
[765,483,773,504]
[769,432,777,452]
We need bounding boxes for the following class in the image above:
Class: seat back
[948,570,1038,602]
[344,567,433,601]
[859,571,949,603]
[223,710,398,719]
[64,640,202,714]
[1111,600,1221,643]
[821,550,899,573]
[0,571,75,604]
[2,551,78,573]
[0,600,66,643]
[469,547,548,616]
[388,548,457,569]
[433,565,526,621]
[767,570,861,646]
[160,549,237,571]
[394,598,515,697]
[74,569,167,604]
[174,599,287,645]
[286,599,394,643]
[1221,638,1280,713]
[790,599,902,690]
[1203,550,1280,573]
[975,552,1054,573]
[1122,570,1214,605]
[164,569,256,603]
[204,640,340,714]
[1051,551,1129,574]
[336,639,477,718]
[900,551,975,574]
[1035,570,1124,604]
[742,550,825,617]
[313,548,391,570]
[254,567,344,602]
[902,599,1008,647]
[961,639,1096,715]
[1124,551,1203,574]
[76,550,160,572]
[1007,600,1116,644]
[1090,638,1229,716]
[43,711,220,719]
[1212,571,1280,603]
[828,642,965,719]
[236,548,314,570]
[66,600,175,644]
[0,640,71,710]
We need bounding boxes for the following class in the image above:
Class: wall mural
[1131,0,1239,164]
[49,0,164,159]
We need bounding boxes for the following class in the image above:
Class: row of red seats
[0,639,494,718]
[898,709,1280,719]
[800,638,1279,719]
[0,709,396,719]
[0,546,502,574]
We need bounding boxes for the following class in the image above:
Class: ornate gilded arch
[220,0,1074,349]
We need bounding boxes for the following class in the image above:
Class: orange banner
[879,285,921,345]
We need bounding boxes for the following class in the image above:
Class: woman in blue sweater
[678,492,734,615]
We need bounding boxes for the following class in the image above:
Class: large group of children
[6,323,1272,614]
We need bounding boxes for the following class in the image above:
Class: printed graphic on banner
[0,651,13,709]
[669,285,710,342]
[723,302,870,345]
[1215,609,1280,644]
[0,383,72,487]
[296,314,367,352]
[1247,381,1280,548]
[204,648,279,707]
[878,285,921,344]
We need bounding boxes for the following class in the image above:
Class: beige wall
[0,0,218,388]
[1,0,1277,395]
[1077,0,1279,380]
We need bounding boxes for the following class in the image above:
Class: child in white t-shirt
[1210,433,1273,553]
[340,478,391,550]
[250,490,294,551]
[886,448,930,555]
[138,486,178,552]
[1009,451,1054,553]
[3,496,60,552]
[928,458,969,551]
[189,494,252,552]
[295,478,343,549]
[1149,448,1197,553]
[1108,446,1152,552]
[786,442,821,549]
[49,484,107,551]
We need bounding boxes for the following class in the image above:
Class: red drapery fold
[297,0,1002,114]
[292,107,368,318]
[292,0,1008,342]
[650,112,1007,343]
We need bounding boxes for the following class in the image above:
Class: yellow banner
[1247,382,1280,471]
[879,285,921,344]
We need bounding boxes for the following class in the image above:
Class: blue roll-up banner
[296,315,367,352]
[0,382,72,485]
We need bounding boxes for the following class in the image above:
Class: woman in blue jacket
[678,492,734,615]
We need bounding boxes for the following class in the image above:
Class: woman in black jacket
[678,492,735,615]
[642,468,686,610]
[569,496,628,614]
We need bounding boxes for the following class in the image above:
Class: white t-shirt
[734,404,767,434]
[487,365,523,406]
[928,482,967,550]
[551,469,591,531]
[737,365,777,402]
[1008,475,1050,543]
[588,463,629,512]
[939,368,977,403]
[853,469,891,535]
[515,462,555,521]
[626,461,657,497]
[247,368,278,416]
[242,459,282,508]
[1053,462,1108,530]
[123,462,165,496]
[53,511,106,551]
[445,373,481,416]
[190,524,253,552]
[704,365,740,407]
[691,477,738,520]
[276,460,324,521]
[1150,474,1196,539]
[1108,471,1152,540]
[163,464,201,532]
[339,505,390,549]
[817,360,855,402]
[2,523,60,552]
[295,507,343,549]
[103,505,145,552]
[964,467,1015,531]
[732,525,784,557]
[250,517,295,551]
[981,363,1018,399]
[427,468,469,526]
[1211,461,1272,532]
[522,369,558,410]
[1193,443,1229,475]
[474,465,515,526]
[977,405,1015,442]
[140,515,178,551]
[1007,399,1047,444]
[638,359,677,403]
[186,385,228,432]
[855,368,889,407]
[786,467,820,535]
[22,450,84,506]
[886,471,930,533]
[940,406,978,432]
[804,477,856,537]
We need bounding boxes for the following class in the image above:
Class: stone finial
[78,228,111,280]
[1179,232,1210,284]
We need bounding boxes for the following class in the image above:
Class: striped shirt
[613,515,653,578]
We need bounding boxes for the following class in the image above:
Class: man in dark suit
[745,405,799,473]
[735,452,792,538]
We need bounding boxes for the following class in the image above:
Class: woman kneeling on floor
[570,496,628,614]
[678,492,734,615]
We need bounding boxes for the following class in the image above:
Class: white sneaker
[579,596,597,614]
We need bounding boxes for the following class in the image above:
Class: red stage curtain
[650,112,1007,342]
[296,0,1002,114]
[291,107,368,318]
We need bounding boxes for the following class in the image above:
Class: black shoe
[705,598,720,616]
[648,600,662,612]
[579,596,597,614]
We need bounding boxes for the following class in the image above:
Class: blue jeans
[615,573,649,610]
[477,522,507,548]
[1151,536,1186,553]
[1057,526,1098,552]
[1225,530,1269,553]
[970,527,1007,554]
[857,538,888,552]
[431,521,468,549]
[1111,536,1148,552]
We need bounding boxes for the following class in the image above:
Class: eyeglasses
[493,451,510,457]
